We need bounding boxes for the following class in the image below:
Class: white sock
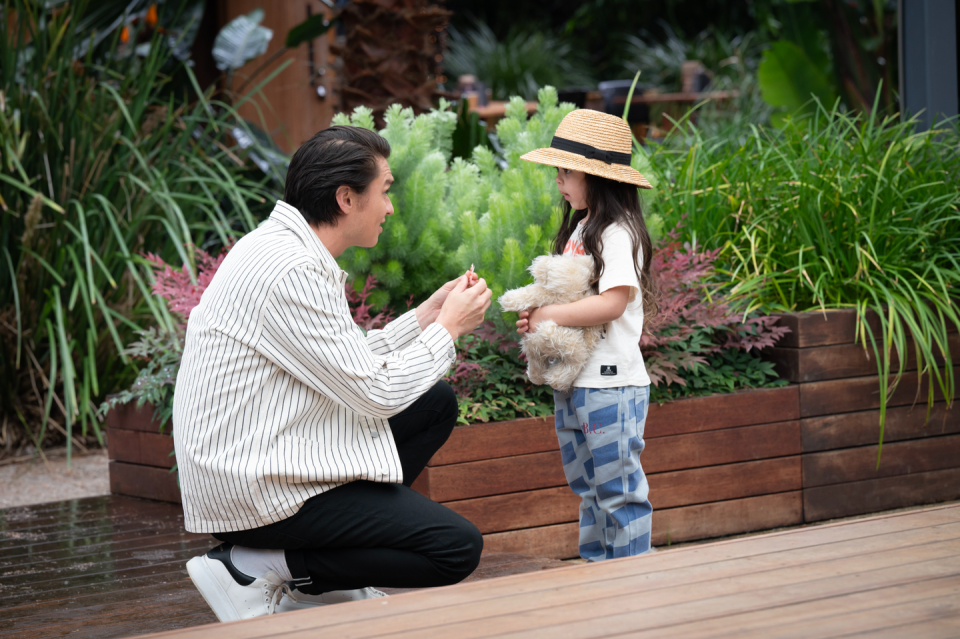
[230,546,294,581]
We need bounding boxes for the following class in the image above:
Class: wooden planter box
[769,309,960,524]
[412,309,960,559]
[108,309,959,559]
[106,402,179,503]
[411,386,803,559]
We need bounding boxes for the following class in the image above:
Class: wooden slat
[503,554,960,639]
[446,458,800,540]
[645,386,799,438]
[650,457,801,509]
[768,332,960,383]
[418,451,566,502]
[104,401,167,433]
[137,506,960,639]
[774,308,880,349]
[653,491,802,546]
[799,367,959,418]
[804,467,960,522]
[107,429,175,468]
[106,427,140,463]
[109,461,181,504]
[443,487,579,534]
[633,575,960,639]
[803,434,960,488]
[482,522,579,560]
[644,421,800,474]
[428,416,556,467]
[802,401,958,452]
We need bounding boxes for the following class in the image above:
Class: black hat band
[549,136,632,166]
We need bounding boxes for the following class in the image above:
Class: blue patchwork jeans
[554,386,653,560]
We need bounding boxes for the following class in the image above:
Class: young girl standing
[516,109,658,560]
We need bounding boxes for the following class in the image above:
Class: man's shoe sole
[186,555,241,622]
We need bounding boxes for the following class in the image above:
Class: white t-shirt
[562,220,651,388]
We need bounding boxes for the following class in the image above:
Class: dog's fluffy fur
[498,255,601,392]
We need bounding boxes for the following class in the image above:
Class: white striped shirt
[172,200,456,533]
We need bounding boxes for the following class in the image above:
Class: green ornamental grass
[1,0,281,462]
[646,96,960,455]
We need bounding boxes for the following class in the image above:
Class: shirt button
[371,431,380,438]
[447,347,455,359]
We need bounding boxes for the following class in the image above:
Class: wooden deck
[139,502,960,639]
[0,495,563,638]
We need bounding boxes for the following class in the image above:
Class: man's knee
[439,519,483,584]
[429,380,458,420]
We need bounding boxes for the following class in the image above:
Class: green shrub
[646,98,960,446]
[1,1,281,459]
[333,102,463,309]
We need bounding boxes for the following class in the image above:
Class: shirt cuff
[420,322,457,366]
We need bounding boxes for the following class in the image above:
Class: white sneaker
[186,544,294,622]
[277,586,388,612]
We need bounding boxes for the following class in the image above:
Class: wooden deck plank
[854,615,960,639]
[0,496,571,639]
[148,540,960,639]
[703,588,960,639]
[137,505,960,639]
[630,576,959,638]
[374,551,960,639]
[0,531,213,572]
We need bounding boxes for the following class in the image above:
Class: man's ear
[335,185,355,216]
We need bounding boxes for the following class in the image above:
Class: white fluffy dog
[498,254,602,392]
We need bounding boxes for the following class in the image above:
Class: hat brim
[520,148,653,189]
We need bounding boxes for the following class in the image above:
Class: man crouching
[173,125,491,621]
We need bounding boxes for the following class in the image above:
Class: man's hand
[436,276,492,340]
[416,271,479,330]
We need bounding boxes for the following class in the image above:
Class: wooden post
[218,0,337,153]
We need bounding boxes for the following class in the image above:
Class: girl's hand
[516,307,548,335]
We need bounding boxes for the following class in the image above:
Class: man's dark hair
[284,126,391,227]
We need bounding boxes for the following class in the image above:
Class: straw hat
[520,109,652,189]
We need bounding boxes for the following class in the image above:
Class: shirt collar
[269,200,347,282]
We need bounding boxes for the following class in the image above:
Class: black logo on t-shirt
[600,365,618,376]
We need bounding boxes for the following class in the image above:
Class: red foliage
[640,222,790,387]
[346,275,398,331]
[144,247,227,323]
[445,353,488,396]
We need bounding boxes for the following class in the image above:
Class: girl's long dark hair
[553,172,659,319]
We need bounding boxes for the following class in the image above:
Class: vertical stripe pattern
[173,201,456,533]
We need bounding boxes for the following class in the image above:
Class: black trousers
[213,381,482,594]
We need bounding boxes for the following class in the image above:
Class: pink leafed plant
[346,275,399,331]
[640,222,790,388]
[144,247,228,323]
